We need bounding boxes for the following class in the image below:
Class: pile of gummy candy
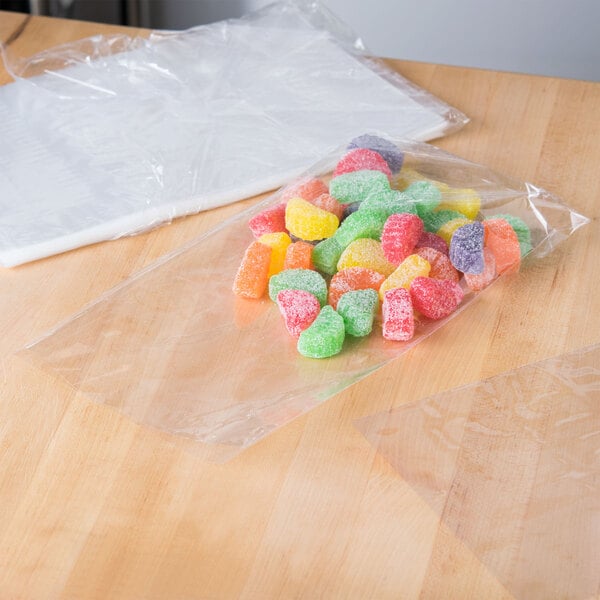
[233,135,532,359]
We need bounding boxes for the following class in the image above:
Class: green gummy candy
[269,269,328,306]
[334,209,388,247]
[422,209,466,233]
[297,305,345,358]
[404,181,442,217]
[336,289,379,337]
[359,189,417,216]
[312,237,343,276]
[490,213,533,256]
[329,170,390,204]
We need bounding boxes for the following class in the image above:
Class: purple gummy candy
[347,134,404,174]
[449,221,485,274]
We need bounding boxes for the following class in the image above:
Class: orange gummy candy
[310,193,344,220]
[280,178,329,203]
[328,267,386,309]
[232,241,272,299]
[484,218,521,274]
[284,241,314,270]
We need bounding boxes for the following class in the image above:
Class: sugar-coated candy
[342,202,362,220]
[415,231,449,256]
[276,289,321,338]
[410,276,464,320]
[329,170,390,205]
[328,267,386,309]
[404,181,442,216]
[280,178,328,203]
[311,193,345,220]
[382,287,414,341]
[490,213,532,256]
[284,241,314,271]
[334,209,388,248]
[312,237,344,275]
[483,218,521,274]
[258,232,292,277]
[438,188,481,220]
[337,238,396,277]
[233,241,272,299]
[437,217,472,244]
[285,197,339,242]
[359,189,417,216]
[379,254,431,301]
[422,209,466,233]
[449,221,485,274]
[464,247,497,291]
[337,289,379,337]
[415,247,459,282]
[381,213,424,265]
[249,204,287,238]
[334,148,392,181]
[348,134,404,173]
[269,268,328,307]
[297,305,345,358]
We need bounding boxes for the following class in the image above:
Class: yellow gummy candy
[438,188,481,220]
[258,232,291,277]
[285,197,339,242]
[379,254,431,301]
[337,238,395,277]
[437,217,472,244]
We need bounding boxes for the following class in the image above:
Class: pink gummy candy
[276,289,321,338]
[382,287,414,341]
[249,204,287,238]
[381,213,424,265]
[333,148,392,181]
[414,231,449,256]
[410,277,464,320]
[415,247,459,282]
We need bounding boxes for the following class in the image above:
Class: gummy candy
[334,148,392,180]
[329,170,390,204]
[297,305,345,358]
[381,213,424,265]
[233,241,272,299]
[269,268,328,306]
[337,238,396,276]
[249,204,287,238]
[490,213,532,256]
[421,209,466,233]
[403,181,442,216]
[336,289,379,337]
[312,237,344,275]
[379,253,431,301]
[410,276,464,320]
[284,241,314,271]
[438,188,481,220]
[258,231,292,278]
[310,193,345,220]
[359,190,417,216]
[285,197,339,242]
[449,221,485,274]
[334,209,388,248]
[437,217,472,244]
[415,247,459,282]
[348,134,404,173]
[276,289,321,338]
[483,218,521,274]
[414,231,449,255]
[328,267,386,309]
[280,178,328,203]
[464,247,497,291]
[382,287,414,341]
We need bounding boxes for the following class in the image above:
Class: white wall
[148,0,600,81]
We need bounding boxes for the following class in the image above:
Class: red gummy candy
[382,287,414,341]
[249,204,287,238]
[415,247,459,282]
[328,267,386,310]
[414,231,449,256]
[276,289,321,338]
[381,213,424,265]
[280,178,329,203]
[410,276,464,320]
[310,193,344,220]
[333,148,392,181]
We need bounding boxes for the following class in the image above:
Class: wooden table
[1,11,598,600]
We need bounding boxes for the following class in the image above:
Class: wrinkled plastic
[20,138,588,462]
[355,342,600,600]
[0,0,467,267]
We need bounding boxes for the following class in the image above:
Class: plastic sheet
[0,0,467,267]
[355,342,600,600]
[20,137,588,462]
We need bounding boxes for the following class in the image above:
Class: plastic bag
[0,0,466,267]
[20,137,588,462]
[355,342,600,600]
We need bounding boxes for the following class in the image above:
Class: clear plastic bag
[0,0,466,267]
[355,342,600,600]
[20,137,588,462]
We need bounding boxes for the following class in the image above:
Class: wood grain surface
[1,10,598,600]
